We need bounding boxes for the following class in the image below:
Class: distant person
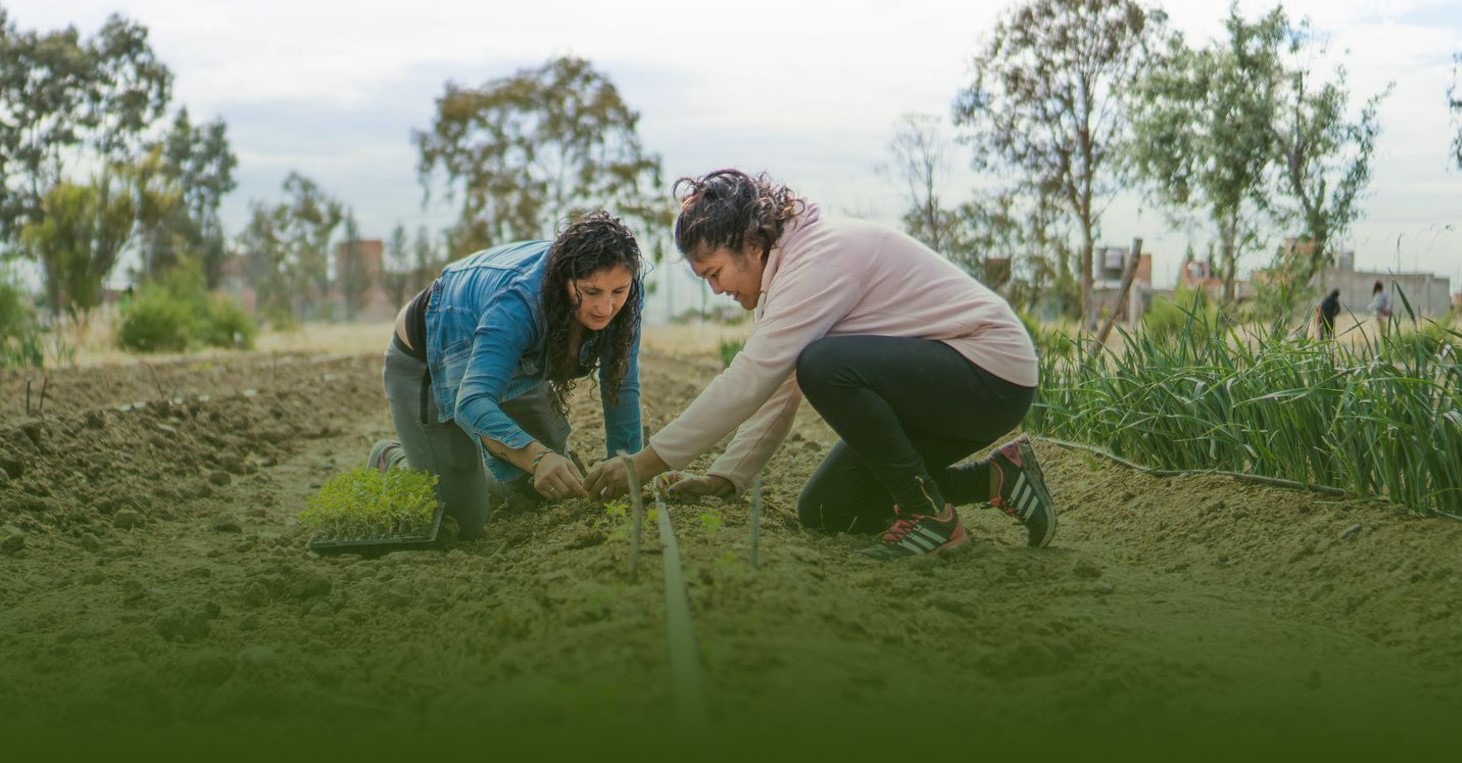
[1316,288,1341,340]
[583,169,1057,559]
[367,211,644,540]
[1369,280,1393,336]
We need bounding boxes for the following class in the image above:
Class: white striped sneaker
[989,436,1057,548]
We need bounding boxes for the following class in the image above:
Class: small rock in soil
[286,571,331,600]
[154,606,211,643]
[1339,523,1363,540]
[240,581,271,608]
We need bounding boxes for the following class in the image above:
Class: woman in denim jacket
[370,212,644,539]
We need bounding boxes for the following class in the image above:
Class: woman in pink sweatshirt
[584,169,1057,559]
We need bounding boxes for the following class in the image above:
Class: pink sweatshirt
[649,203,1039,492]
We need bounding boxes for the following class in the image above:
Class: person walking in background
[1316,288,1341,340]
[1369,280,1392,336]
[584,169,1057,560]
[368,211,645,540]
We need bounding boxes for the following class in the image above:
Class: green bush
[1,276,43,369]
[116,290,193,352]
[203,294,257,349]
[115,263,257,353]
[719,337,744,368]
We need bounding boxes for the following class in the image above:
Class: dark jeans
[382,340,568,540]
[795,335,1034,533]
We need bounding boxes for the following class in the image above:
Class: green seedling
[298,466,439,541]
[697,512,723,534]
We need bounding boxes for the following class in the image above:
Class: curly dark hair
[540,210,643,415]
[672,169,803,261]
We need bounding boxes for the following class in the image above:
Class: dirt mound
[2,348,1460,755]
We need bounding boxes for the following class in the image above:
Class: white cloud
[5,0,1461,286]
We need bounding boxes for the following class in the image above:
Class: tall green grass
[1027,298,1462,517]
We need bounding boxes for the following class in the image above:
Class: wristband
[529,450,552,475]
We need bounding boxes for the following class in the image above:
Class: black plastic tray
[307,504,445,555]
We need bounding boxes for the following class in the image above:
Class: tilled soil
[2,348,1460,756]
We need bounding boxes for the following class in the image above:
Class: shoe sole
[858,522,972,560]
[1016,440,1057,548]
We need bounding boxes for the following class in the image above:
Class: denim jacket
[424,241,643,481]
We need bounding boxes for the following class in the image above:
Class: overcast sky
[7,0,1462,298]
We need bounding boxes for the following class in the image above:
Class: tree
[954,0,1165,328]
[414,56,671,255]
[338,210,368,320]
[383,222,411,307]
[1269,18,1390,280]
[143,108,237,285]
[1449,53,1461,171]
[1129,3,1285,303]
[881,113,961,255]
[236,172,343,321]
[412,224,439,292]
[0,12,172,252]
[21,175,135,321]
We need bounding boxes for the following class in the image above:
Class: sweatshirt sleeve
[704,372,803,494]
[648,246,863,470]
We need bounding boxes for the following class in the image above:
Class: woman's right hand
[666,473,735,502]
[533,452,587,501]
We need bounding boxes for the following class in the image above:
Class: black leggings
[795,335,1034,533]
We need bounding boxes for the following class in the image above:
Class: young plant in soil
[298,466,439,541]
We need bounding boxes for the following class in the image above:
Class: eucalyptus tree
[149,108,237,286]
[0,11,172,252]
[1448,53,1461,170]
[954,0,1166,327]
[237,173,343,321]
[1129,4,1286,303]
[1268,17,1390,280]
[413,56,671,256]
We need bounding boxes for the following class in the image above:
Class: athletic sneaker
[367,439,406,472]
[988,436,1057,548]
[857,503,970,560]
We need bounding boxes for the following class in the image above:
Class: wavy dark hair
[540,210,643,415]
[672,169,803,261]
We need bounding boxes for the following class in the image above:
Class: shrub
[298,466,440,540]
[115,263,257,353]
[203,294,257,349]
[719,337,744,368]
[0,276,43,369]
[116,290,193,352]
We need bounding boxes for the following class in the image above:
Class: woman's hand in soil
[533,452,587,501]
[667,474,735,502]
[584,447,668,502]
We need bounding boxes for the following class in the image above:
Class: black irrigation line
[1035,435,1462,522]
[620,455,710,727]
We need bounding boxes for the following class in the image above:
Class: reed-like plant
[1028,295,1462,518]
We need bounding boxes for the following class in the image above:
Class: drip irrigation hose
[1034,435,1462,522]
[653,486,710,728]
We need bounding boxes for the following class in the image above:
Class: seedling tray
[307,504,445,555]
